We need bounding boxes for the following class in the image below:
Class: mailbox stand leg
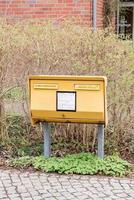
[97,124,104,159]
[43,123,51,157]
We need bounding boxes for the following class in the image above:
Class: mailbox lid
[29,75,107,82]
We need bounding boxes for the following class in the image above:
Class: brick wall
[0,0,104,27]
[97,0,104,28]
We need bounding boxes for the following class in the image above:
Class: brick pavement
[0,169,133,200]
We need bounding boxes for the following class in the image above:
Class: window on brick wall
[118,1,134,40]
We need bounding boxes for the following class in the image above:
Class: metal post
[117,1,120,35]
[132,6,134,41]
[97,124,104,159]
[93,0,97,32]
[42,122,51,157]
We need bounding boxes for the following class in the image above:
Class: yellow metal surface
[34,83,58,90]
[74,84,100,91]
[29,76,107,125]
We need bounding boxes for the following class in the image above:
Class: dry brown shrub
[0,20,134,157]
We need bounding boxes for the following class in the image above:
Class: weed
[11,153,133,177]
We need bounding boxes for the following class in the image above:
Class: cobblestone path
[0,169,133,200]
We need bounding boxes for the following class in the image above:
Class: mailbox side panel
[104,77,108,127]
[29,79,36,124]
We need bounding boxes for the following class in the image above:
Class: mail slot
[29,76,107,125]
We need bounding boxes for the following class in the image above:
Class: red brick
[0,0,105,27]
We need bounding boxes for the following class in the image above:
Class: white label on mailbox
[57,92,76,111]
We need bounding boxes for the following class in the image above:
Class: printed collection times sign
[56,92,76,111]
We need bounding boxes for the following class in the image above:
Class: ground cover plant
[0,20,134,163]
[11,153,133,177]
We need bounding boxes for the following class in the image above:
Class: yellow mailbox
[29,75,107,125]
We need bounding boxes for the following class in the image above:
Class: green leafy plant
[11,156,34,168]
[11,153,133,177]
[4,87,23,101]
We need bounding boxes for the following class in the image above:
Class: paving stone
[17,186,27,193]
[0,198,10,200]
[112,189,126,194]
[20,193,31,198]
[111,183,123,189]
[28,190,39,196]
[0,169,133,200]
[11,198,22,200]
[32,196,43,200]
[77,194,90,200]
[75,187,88,192]
[128,192,134,198]
[125,198,134,200]
[41,193,53,198]
[8,194,20,199]
[22,198,33,200]
[54,196,67,200]
[0,194,7,199]
[67,188,76,192]
[120,179,132,184]
[121,183,131,190]
[116,192,129,198]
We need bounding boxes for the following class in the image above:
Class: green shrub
[11,153,133,177]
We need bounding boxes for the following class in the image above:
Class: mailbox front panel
[29,76,107,125]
